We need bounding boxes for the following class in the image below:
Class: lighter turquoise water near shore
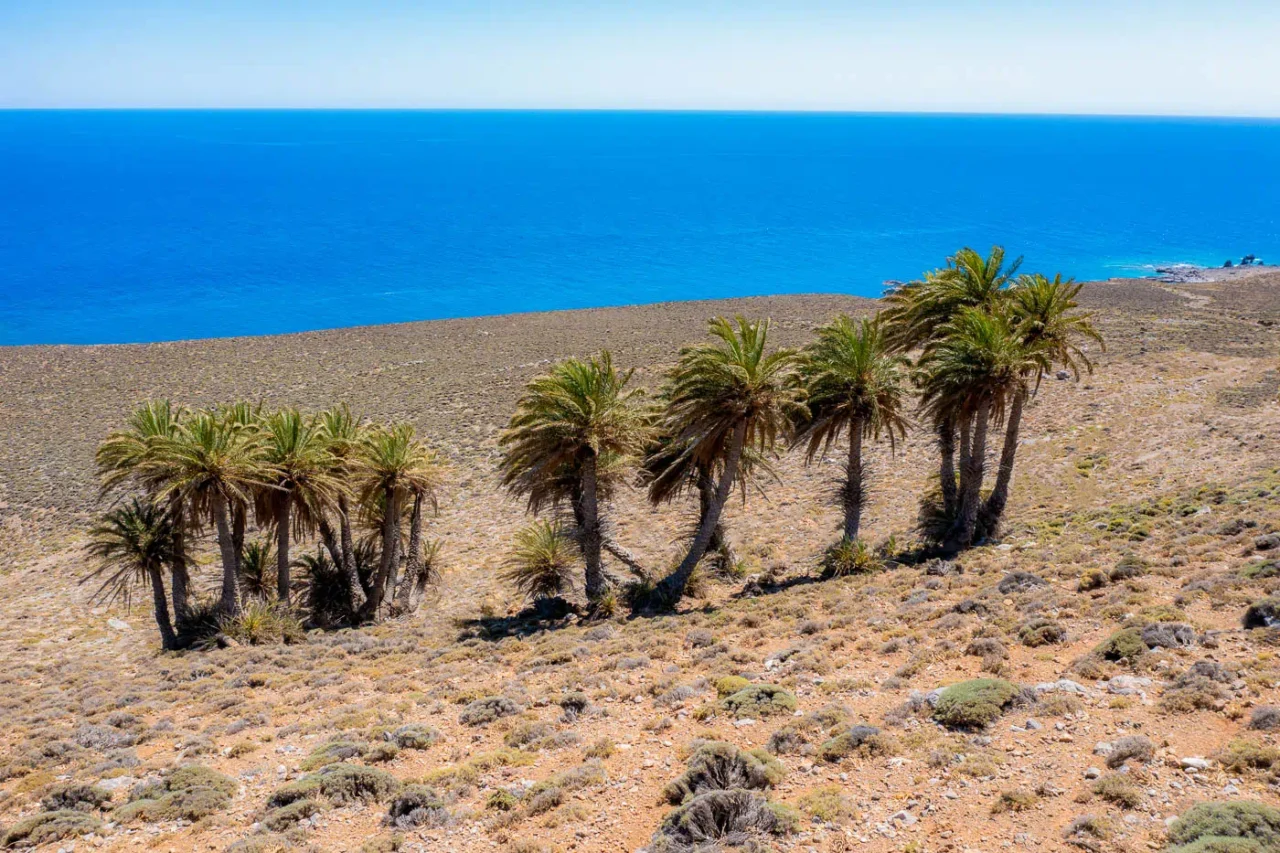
[2,111,1278,344]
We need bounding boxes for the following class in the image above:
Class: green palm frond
[83,498,183,607]
[795,314,912,461]
[654,316,804,483]
[1009,272,1104,387]
[501,521,578,602]
[499,351,649,515]
[881,246,1020,352]
[916,306,1036,424]
[355,421,445,511]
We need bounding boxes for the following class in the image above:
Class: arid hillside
[1,273,1280,853]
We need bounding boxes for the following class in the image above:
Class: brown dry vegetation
[2,272,1280,852]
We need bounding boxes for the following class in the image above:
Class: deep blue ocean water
[2,110,1278,345]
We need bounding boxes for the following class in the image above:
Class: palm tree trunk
[362,487,401,620]
[578,453,607,602]
[275,491,291,605]
[843,419,865,541]
[697,469,735,568]
[979,386,1026,536]
[937,420,958,518]
[147,563,179,651]
[657,421,748,603]
[232,502,247,603]
[603,537,647,578]
[168,497,192,629]
[948,401,991,551]
[212,493,242,616]
[335,495,367,607]
[317,516,344,578]
[394,492,424,613]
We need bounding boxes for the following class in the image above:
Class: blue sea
[2,110,1278,345]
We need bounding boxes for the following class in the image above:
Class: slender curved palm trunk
[167,497,192,629]
[603,538,647,577]
[843,419,865,541]
[147,563,178,651]
[578,453,606,602]
[937,420,958,518]
[232,502,247,602]
[980,386,1026,535]
[212,493,242,616]
[275,490,292,604]
[336,495,367,607]
[658,421,748,602]
[696,471,736,568]
[948,401,992,551]
[393,492,424,613]
[361,487,401,620]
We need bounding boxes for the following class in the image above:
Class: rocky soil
[1,273,1280,852]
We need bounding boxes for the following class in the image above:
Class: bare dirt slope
[1,274,1280,853]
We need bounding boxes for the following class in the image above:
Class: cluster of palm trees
[88,246,1099,648]
[498,247,1101,607]
[89,402,444,649]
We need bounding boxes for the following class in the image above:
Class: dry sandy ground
[1,273,1280,853]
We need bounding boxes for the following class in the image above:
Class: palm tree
[95,400,194,627]
[795,315,911,541]
[353,422,443,621]
[918,307,1034,550]
[152,409,271,616]
[498,352,648,603]
[258,408,345,604]
[652,317,804,603]
[83,499,185,650]
[317,404,368,611]
[641,426,776,571]
[882,247,1019,519]
[978,273,1102,533]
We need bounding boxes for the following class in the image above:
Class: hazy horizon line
[5,106,1280,121]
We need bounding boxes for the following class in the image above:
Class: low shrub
[40,783,112,813]
[818,725,887,762]
[460,696,522,726]
[262,798,322,832]
[719,685,797,719]
[932,679,1022,729]
[1166,801,1280,852]
[1215,741,1280,775]
[388,724,439,750]
[1095,628,1146,662]
[1106,735,1154,769]
[386,785,450,829]
[301,739,368,771]
[1243,598,1280,630]
[714,676,750,698]
[1,810,102,848]
[651,789,791,850]
[1019,618,1067,647]
[268,763,400,809]
[991,788,1038,814]
[663,742,784,804]
[115,765,237,823]
[797,785,855,823]
[821,537,882,578]
[1092,773,1142,808]
[1248,706,1280,731]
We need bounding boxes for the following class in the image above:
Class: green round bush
[932,679,1021,729]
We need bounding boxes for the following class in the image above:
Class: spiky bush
[387,785,450,829]
[460,696,522,726]
[1095,628,1146,662]
[213,600,306,647]
[501,521,578,602]
[652,789,793,851]
[663,742,784,804]
[820,537,882,578]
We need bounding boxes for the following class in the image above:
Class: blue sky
[3,1,1279,115]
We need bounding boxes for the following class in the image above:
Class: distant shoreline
[1,267,1275,351]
